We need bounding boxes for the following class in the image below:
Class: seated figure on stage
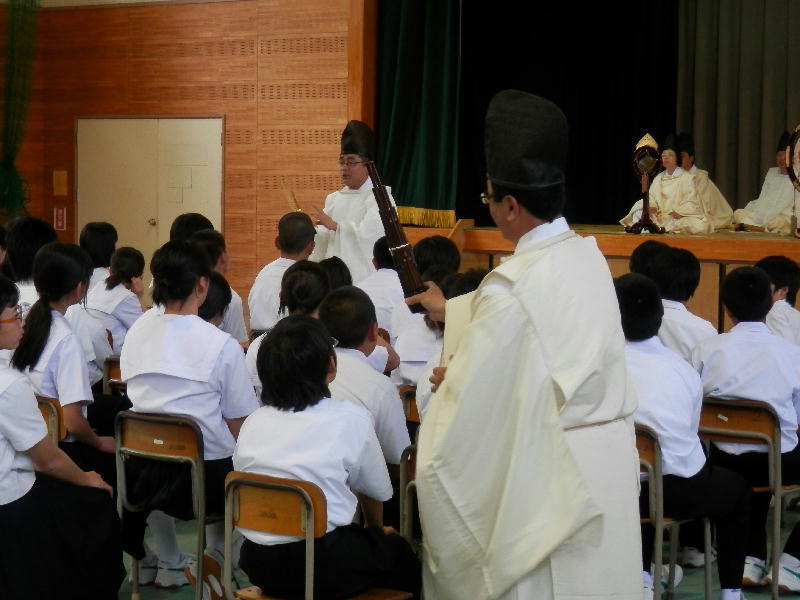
[733,131,796,234]
[677,132,733,232]
[620,135,732,234]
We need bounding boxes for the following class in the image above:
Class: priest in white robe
[409,90,641,600]
[309,120,395,284]
[677,132,733,232]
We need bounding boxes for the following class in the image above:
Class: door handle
[147,218,157,226]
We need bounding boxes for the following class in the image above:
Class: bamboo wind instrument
[365,161,426,313]
[280,177,302,212]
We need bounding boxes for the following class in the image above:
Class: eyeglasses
[480,192,496,205]
[330,336,339,348]
[0,305,24,324]
[337,159,366,168]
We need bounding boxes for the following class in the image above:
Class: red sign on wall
[54,207,66,231]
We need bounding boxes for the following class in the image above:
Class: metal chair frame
[36,395,66,443]
[398,444,418,549]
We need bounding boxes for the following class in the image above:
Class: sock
[642,570,654,587]
[147,510,182,567]
[781,552,800,569]
[720,589,741,600]
[205,521,225,556]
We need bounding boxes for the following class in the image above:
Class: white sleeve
[244,334,265,397]
[0,378,48,451]
[374,383,410,464]
[217,338,260,419]
[346,415,393,502]
[365,345,388,373]
[415,354,439,422]
[50,335,93,407]
[221,292,248,343]
[113,294,144,330]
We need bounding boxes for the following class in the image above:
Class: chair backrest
[37,395,66,442]
[103,354,125,394]
[399,386,419,424]
[698,397,778,447]
[635,423,662,520]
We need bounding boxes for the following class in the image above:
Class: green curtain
[376,0,460,228]
[0,0,38,217]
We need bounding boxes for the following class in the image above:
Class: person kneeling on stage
[615,273,751,600]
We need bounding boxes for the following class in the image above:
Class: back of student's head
[413,235,460,275]
[12,242,92,372]
[755,255,800,305]
[257,315,334,411]
[106,247,145,290]
[169,213,214,243]
[649,247,701,302]
[721,266,773,323]
[199,271,232,323]
[318,286,376,349]
[629,240,670,279]
[79,222,118,269]
[151,240,212,306]
[614,273,664,341]
[441,268,489,299]
[279,260,330,316]
[277,212,315,254]
[190,229,227,268]
[6,217,57,282]
[373,236,395,270]
[318,256,352,289]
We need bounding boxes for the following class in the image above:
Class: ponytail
[105,247,145,290]
[11,299,52,371]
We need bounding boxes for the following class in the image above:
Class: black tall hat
[341,120,376,160]
[677,132,695,157]
[662,134,679,156]
[777,130,791,153]
[485,90,568,191]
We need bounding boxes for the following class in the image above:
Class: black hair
[190,229,227,268]
[169,213,214,243]
[492,182,566,223]
[441,268,488,299]
[721,266,773,323]
[649,247,701,302]
[79,222,118,268]
[151,240,213,306]
[413,235,460,275]
[106,247,145,290]
[12,242,92,372]
[421,265,455,289]
[198,271,232,323]
[0,274,19,312]
[629,240,670,279]
[257,315,334,411]
[614,273,664,342]
[318,286,376,349]
[372,236,395,270]
[755,255,800,306]
[279,260,330,316]
[6,217,57,282]
[318,256,353,290]
[0,225,6,250]
[277,212,316,255]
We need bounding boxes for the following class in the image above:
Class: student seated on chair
[79,221,118,292]
[120,240,259,589]
[615,273,751,600]
[319,255,353,290]
[234,315,421,599]
[199,271,233,328]
[754,255,800,346]
[0,273,125,599]
[356,236,405,337]
[692,266,800,589]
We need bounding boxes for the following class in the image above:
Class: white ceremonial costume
[766,299,800,346]
[691,322,800,454]
[121,309,259,460]
[658,299,718,362]
[356,268,405,336]
[330,348,409,464]
[220,288,248,343]
[415,352,439,422]
[417,218,641,600]
[86,282,143,354]
[88,267,110,292]
[309,179,394,284]
[734,167,796,234]
[690,166,733,231]
[248,257,295,332]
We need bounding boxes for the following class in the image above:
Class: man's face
[339,153,369,189]
[680,151,694,171]
[661,150,678,173]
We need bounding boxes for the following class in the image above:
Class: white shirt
[766,299,800,347]
[658,299,717,362]
[89,267,110,292]
[415,351,440,422]
[0,370,47,505]
[86,282,143,354]
[248,257,295,332]
[626,337,706,477]
[245,331,266,396]
[356,269,405,336]
[233,397,392,545]
[220,288,248,343]
[64,305,113,386]
[121,311,259,460]
[390,310,442,388]
[330,348,409,464]
[692,321,800,454]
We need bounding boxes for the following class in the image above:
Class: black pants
[640,462,751,589]
[240,524,421,600]
[60,439,117,492]
[710,443,800,560]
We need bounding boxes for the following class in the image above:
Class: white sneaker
[682,545,717,568]
[742,556,769,586]
[776,564,800,592]
[651,563,684,589]
[128,553,159,586]
[643,582,654,600]
[154,553,194,588]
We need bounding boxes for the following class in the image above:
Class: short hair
[6,217,57,282]
[441,268,488,299]
[629,240,670,279]
[318,256,352,289]
[492,182,565,223]
[198,271,232,322]
[721,266,773,323]
[169,213,214,243]
[614,273,664,342]
[106,247,145,290]
[649,247,701,302]
[257,315,334,412]
[278,212,315,254]
[151,241,212,306]
[79,222,118,268]
[413,235,460,275]
[373,236,394,270]
[755,255,800,305]
[318,286,376,349]
[190,229,227,267]
[279,260,330,316]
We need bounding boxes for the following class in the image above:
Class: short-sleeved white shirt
[86,282,143,354]
[766,299,800,347]
[356,269,405,336]
[245,331,266,396]
[89,267,110,292]
[658,299,717,362]
[220,288,248,344]
[248,258,295,332]
[233,397,392,545]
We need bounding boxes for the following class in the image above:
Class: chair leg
[195,515,206,600]
[667,525,679,597]
[653,522,664,600]
[772,496,781,600]
[703,518,711,600]
[131,557,140,600]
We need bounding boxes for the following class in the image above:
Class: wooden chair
[398,444,418,548]
[37,395,66,443]
[699,397,800,600]
[103,354,125,394]
[398,386,419,425]
[222,471,413,600]
[115,411,221,600]
[636,424,711,599]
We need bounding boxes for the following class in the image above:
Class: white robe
[417,223,641,600]
[734,167,797,234]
